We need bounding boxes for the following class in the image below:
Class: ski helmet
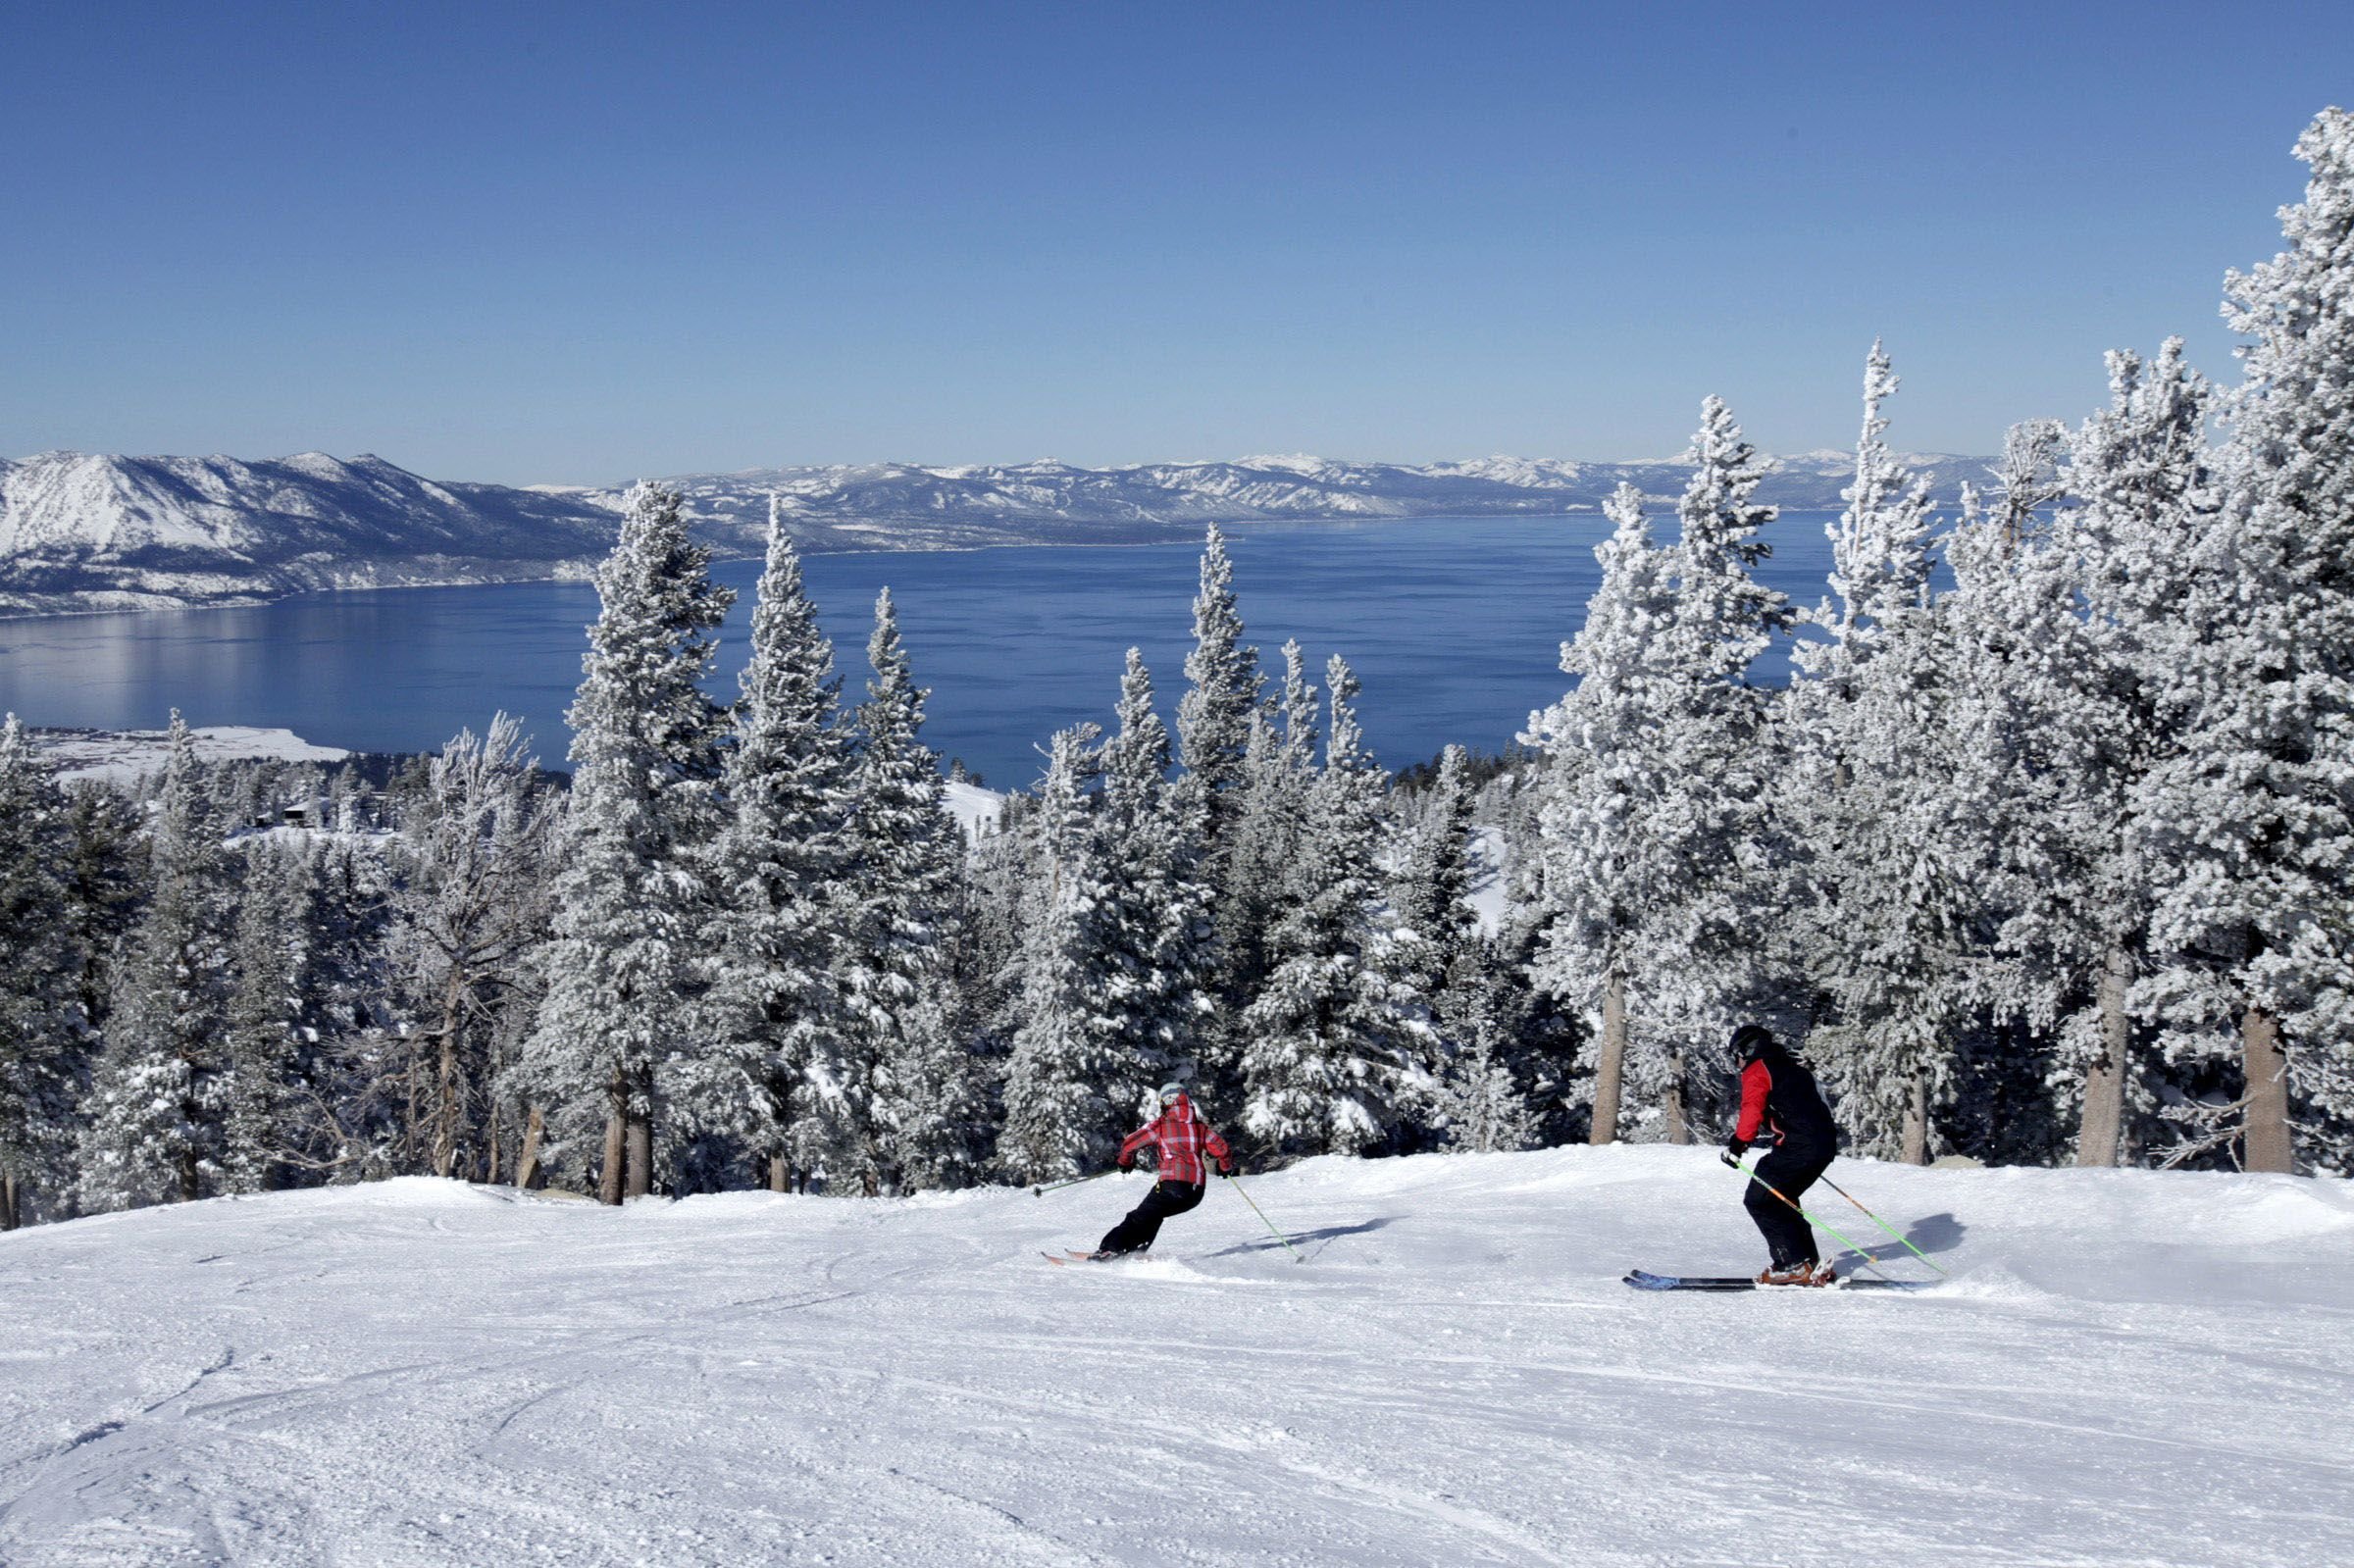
[1157,1082,1185,1105]
[1726,1024,1775,1067]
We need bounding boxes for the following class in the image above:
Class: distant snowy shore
[27,725,352,784]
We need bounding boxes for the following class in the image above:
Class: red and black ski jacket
[1733,1038,1838,1152]
[1117,1094,1231,1186]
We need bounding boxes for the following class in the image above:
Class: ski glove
[1722,1139,1749,1165]
[1116,1157,1134,1171]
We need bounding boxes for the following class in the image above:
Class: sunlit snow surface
[2,1147,2348,1565]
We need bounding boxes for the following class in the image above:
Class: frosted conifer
[523,483,734,1203]
[1523,483,1679,1142]
[998,725,1121,1182]
[2138,109,2354,1172]
[833,589,973,1192]
[77,713,233,1210]
[698,503,850,1189]
[1242,656,1425,1155]
[0,716,86,1227]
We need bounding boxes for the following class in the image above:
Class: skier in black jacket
[1723,1024,1841,1286]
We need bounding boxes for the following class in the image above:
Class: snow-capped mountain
[0,451,618,616]
[2,447,1996,617]
[600,450,1995,555]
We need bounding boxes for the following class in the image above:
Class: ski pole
[1033,1170,1115,1197]
[1726,1155,1909,1285]
[1815,1172,1950,1277]
[1225,1173,1305,1263]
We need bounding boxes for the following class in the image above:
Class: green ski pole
[1032,1170,1115,1196]
[1226,1173,1305,1263]
[1727,1156,1911,1285]
[1815,1172,1950,1277]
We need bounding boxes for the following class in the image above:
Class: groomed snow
[2,1147,2347,1565]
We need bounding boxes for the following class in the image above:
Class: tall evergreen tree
[1177,524,1260,835]
[1524,483,1680,1143]
[834,589,973,1192]
[998,724,1120,1183]
[1096,650,1212,1101]
[1391,742,1479,1004]
[1784,349,1969,1162]
[1644,398,1795,1139]
[0,716,87,1228]
[701,503,850,1191]
[1242,656,1425,1155]
[77,714,233,1211]
[523,483,734,1203]
[219,836,314,1194]
[2139,109,2354,1172]
[388,715,558,1181]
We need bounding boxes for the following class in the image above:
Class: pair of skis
[1042,1248,1124,1266]
[1622,1267,1936,1293]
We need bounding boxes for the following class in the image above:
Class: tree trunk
[1590,970,1627,1145]
[1,1169,19,1231]
[2076,943,2131,1167]
[432,971,466,1180]
[1899,1070,1929,1166]
[486,1109,502,1187]
[598,1068,628,1206]
[624,1066,653,1200]
[2241,1002,2293,1174]
[515,1104,544,1191]
[768,1152,790,1193]
[1663,1049,1688,1144]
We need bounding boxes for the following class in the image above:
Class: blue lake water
[0,513,1843,788]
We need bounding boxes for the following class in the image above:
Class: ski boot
[1756,1261,1835,1287]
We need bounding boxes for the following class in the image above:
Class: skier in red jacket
[1095,1084,1233,1258]
[1724,1024,1841,1286]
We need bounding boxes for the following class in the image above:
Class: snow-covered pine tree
[1782,349,1970,1163]
[1242,656,1425,1156]
[1176,526,1260,1109]
[1523,483,1680,1143]
[2138,109,2354,1173]
[833,588,976,1193]
[1433,958,1540,1154]
[76,713,234,1211]
[1096,649,1212,1107]
[1390,742,1480,1005]
[0,716,88,1228]
[998,724,1121,1183]
[699,502,850,1191]
[1642,398,1796,1141]
[388,714,558,1181]
[60,783,144,1049]
[2007,348,2215,1167]
[523,483,734,1203]
[218,835,314,1194]
[1176,524,1260,840]
[1926,421,2098,1166]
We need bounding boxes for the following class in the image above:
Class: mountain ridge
[2,446,1996,618]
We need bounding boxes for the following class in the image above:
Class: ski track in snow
[1,1147,2348,1566]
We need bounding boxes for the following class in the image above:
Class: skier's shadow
[1838,1211,1965,1265]
[1208,1217,1394,1262]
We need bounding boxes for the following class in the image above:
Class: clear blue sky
[3,1,2348,483]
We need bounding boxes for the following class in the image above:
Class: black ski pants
[1743,1141,1834,1269]
[1099,1178,1205,1257]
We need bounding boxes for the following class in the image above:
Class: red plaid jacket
[1117,1094,1231,1186]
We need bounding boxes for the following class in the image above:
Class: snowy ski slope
[1,1146,2347,1566]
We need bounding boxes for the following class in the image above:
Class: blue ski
[1623,1268,1936,1292]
